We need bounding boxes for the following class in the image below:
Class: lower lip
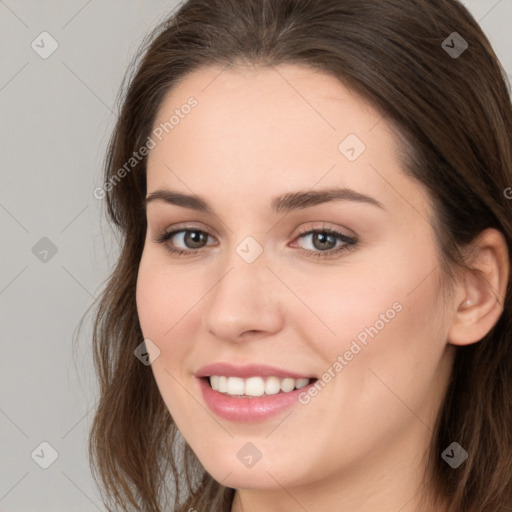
[198,377,316,423]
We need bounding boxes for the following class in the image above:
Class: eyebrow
[145,187,385,213]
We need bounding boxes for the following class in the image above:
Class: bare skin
[135,64,509,512]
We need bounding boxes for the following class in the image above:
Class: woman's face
[136,64,457,500]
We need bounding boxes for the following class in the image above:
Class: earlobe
[447,228,509,347]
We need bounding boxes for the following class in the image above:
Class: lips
[195,362,318,422]
[195,362,315,380]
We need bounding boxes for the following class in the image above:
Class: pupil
[314,232,336,250]
[186,231,206,249]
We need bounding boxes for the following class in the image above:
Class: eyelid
[153,221,218,239]
[292,221,355,239]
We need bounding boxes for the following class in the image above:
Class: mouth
[195,362,319,420]
[197,366,320,422]
[202,375,318,398]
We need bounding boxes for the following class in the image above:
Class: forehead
[145,64,430,221]
[149,64,385,157]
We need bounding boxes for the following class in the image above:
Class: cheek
[136,250,199,339]
[135,254,198,424]
[135,251,206,389]
[135,263,164,341]
[289,233,446,401]
[280,239,437,358]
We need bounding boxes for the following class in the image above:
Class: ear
[448,228,510,346]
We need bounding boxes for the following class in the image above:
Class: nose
[202,244,285,343]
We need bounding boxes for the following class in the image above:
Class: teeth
[281,377,295,393]
[218,376,228,393]
[209,375,312,397]
[227,377,244,395]
[295,378,310,389]
[265,376,281,395]
[245,376,265,396]
[210,375,219,390]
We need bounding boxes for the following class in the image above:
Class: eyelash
[154,225,358,260]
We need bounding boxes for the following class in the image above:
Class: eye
[292,227,358,259]
[154,225,358,259]
[154,228,216,256]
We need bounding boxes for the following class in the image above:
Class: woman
[88,0,512,510]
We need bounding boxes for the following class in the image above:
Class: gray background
[1,1,511,510]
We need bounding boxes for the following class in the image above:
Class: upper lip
[196,362,315,380]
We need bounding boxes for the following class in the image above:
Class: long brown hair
[87,0,512,510]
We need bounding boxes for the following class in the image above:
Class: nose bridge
[202,235,284,340]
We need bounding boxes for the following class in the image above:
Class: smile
[208,375,313,397]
